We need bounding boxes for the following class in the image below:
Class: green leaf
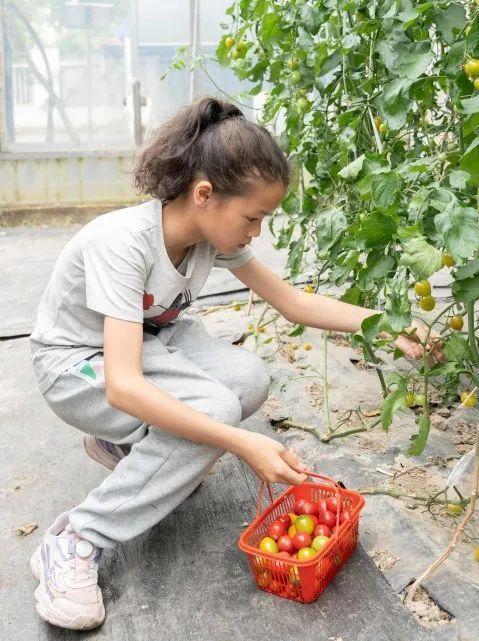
[457,95,479,115]
[398,42,434,80]
[408,414,430,456]
[381,378,407,431]
[358,212,397,248]
[340,285,361,305]
[357,253,396,291]
[261,13,280,44]
[399,236,443,279]
[460,138,479,185]
[435,203,479,260]
[384,268,412,332]
[361,313,384,342]
[451,277,479,302]
[455,259,479,281]
[443,333,472,361]
[435,3,466,43]
[371,171,402,209]
[315,208,347,252]
[288,324,305,337]
[376,78,414,129]
[300,4,323,35]
[286,239,305,278]
[338,154,365,181]
[449,170,471,190]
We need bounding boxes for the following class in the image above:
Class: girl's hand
[394,320,445,367]
[233,431,308,485]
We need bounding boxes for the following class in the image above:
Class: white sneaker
[30,511,105,630]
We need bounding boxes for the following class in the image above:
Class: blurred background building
[0,0,255,211]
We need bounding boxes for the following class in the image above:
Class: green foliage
[208,0,479,456]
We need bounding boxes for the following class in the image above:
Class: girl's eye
[246,217,256,222]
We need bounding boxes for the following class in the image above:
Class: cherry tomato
[316,498,327,515]
[449,315,464,331]
[419,295,436,311]
[297,547,318,561]
[259,537,279,554]
[464,59,479,76]
[405,391,415,407]
[277,513,291,528]
[267,520,287,541]
[314,524,332,538]
[289,512,298,524]
[326,496,343,514]
[312,535,330,552]
[295,515,315,535]
[292,532,312,550]
[461,390,477,407]
[318,509,336,528]
[278,535,294,553]
[339,509,352,525]
[414,280,431,297]
[301,501,319,516]
[441,252,455,267]
[293,498,309,515]
[310,515,319,527]
[277,550,292,558]
[288,525,297,538]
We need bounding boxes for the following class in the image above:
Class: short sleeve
[82,230,147,322]
[213,245,254,269]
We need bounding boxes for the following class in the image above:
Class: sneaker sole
[30,547,105,630]
[83,436,118,471]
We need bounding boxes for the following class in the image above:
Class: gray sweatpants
[43,316,270,549]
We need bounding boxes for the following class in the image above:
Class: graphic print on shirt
[143,289,193,327]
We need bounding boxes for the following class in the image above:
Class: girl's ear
[193,180,213,207]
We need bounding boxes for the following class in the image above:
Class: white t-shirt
[30,199,253,393]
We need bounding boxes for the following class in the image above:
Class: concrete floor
[1,218,476,640]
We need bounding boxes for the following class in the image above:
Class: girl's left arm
[231,258,444,363]
[231,257,374,332]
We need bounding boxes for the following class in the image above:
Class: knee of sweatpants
[239,351,270,420]
[207,383,243,427]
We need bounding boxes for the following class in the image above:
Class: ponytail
[134,96,290,202]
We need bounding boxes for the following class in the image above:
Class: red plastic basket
[238,471,365,603]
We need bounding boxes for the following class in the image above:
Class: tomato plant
[211,0,479,456]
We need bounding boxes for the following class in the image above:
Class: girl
[29,96,443,630]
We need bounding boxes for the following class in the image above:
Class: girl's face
[195,180,287,254]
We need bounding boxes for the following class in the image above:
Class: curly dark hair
[134,96,291,202]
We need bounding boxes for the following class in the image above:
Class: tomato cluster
[255,496,351,597]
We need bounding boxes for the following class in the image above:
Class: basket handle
[255,470,345,534]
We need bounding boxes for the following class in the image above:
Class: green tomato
[297,97,311,114]
[295,515,315,535]
[297,547,318,561]
[414,280,431,297]
[291,71,302,84]
[405,392,415,408]
[312,535,330,552]
[259,537,279,554]
[414,393,426,406]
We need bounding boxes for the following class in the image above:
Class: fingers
[281,448,306,473]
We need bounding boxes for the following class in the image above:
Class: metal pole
[86,24,92,144]
[189,0,199,104]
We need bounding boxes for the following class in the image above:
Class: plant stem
[466,300,479,366]
[363,341,388,397]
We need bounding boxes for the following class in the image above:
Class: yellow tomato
[460,390,477,408]
[225,36,235,49]
[304,284,315,293]
[441,252,455,267]
[303,342,312,350]
[464,59,479,76]
[414,280,431,297]
[449,316,464,331]
[419,295,436,311]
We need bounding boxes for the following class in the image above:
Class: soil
[306,382,324,410]
[401,585,454,629]
[451,421,477,454]
[370,547,399,571]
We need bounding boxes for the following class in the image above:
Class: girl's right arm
[103,316,307,486]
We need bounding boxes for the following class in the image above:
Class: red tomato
[293,498,309,515]
[277,550,292,558]
[317,498,327,515]
[292,532,312,550]
[314,524,332,538]
[267,520,286,541]
[300,501,318,516]
[310,515,319,527]
[318,509,336,528]
[326,495,343,514]
[339,509,352,525]
[277,513,291,528]
[278,535,294,553]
